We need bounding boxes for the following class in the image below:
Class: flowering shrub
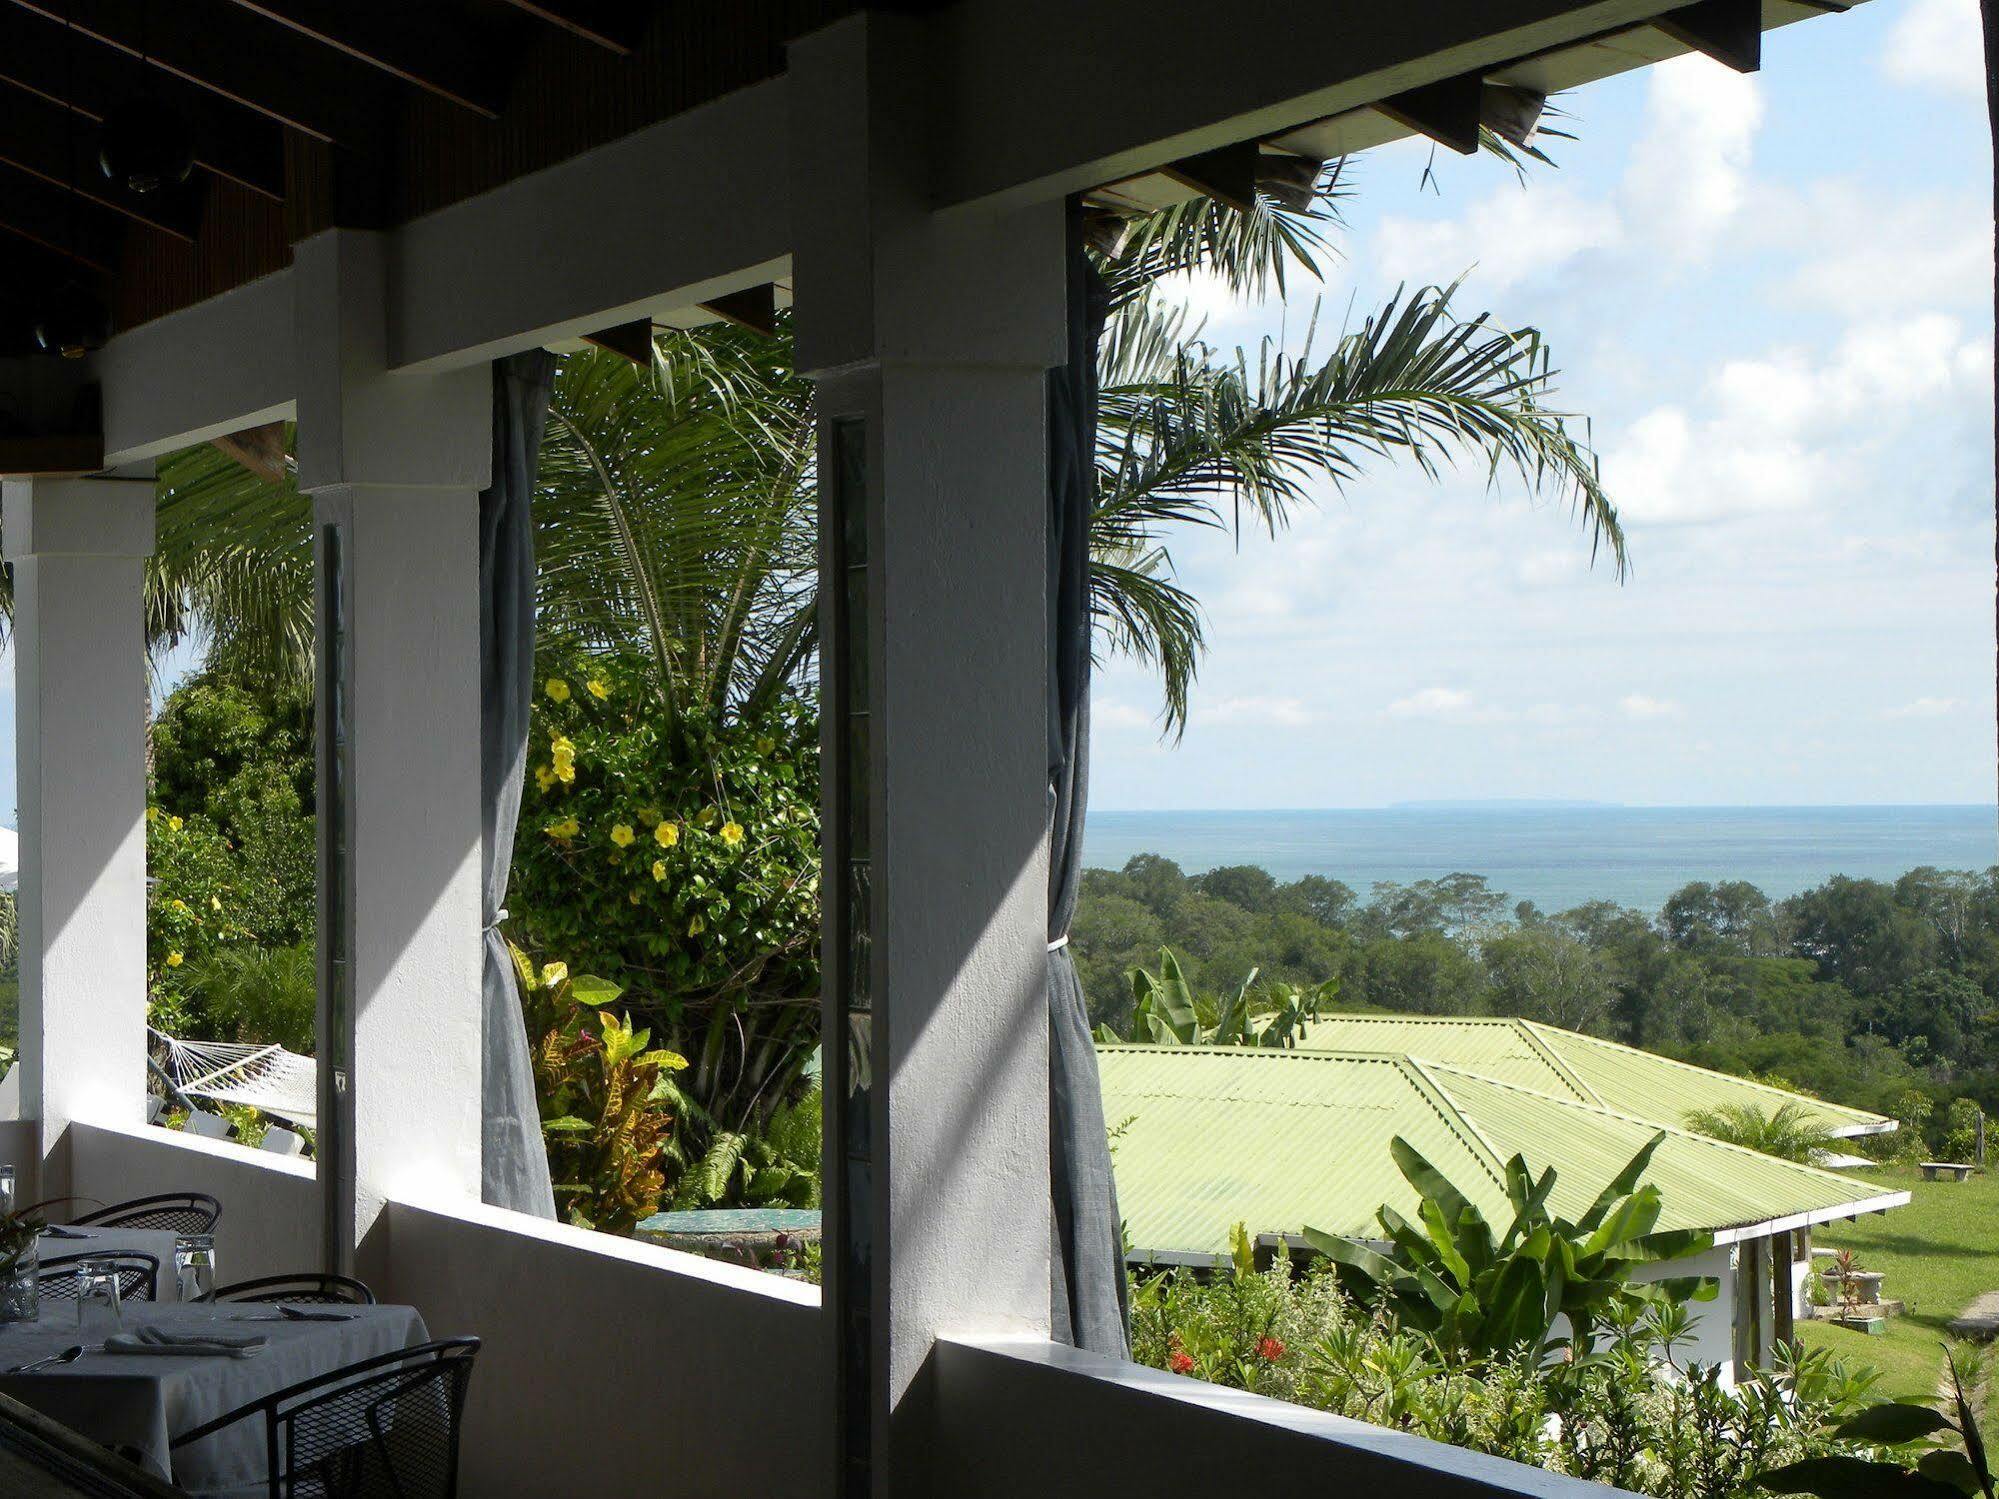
[145,807,260,1035]
[509,653,819,1019]
[1132,1228,1886,1499]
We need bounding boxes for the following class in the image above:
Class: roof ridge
[1504,1018,1605,1108]
[1418,1058,1891,1191]
[1522,1021,1890,1125]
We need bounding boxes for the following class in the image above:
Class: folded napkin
[104,1327,266,1359]
[38,1227,94,1240]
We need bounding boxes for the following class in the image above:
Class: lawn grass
[1794,1161,1997,1433]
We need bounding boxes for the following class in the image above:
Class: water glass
[175,1234,216,1303]
[75,1260,122,1332]
[0,1165,15,1218]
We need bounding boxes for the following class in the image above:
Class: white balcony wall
[385,1200,828,1497]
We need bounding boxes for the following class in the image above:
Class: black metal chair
[171,1339,480,1499]
[37,1252,159,1303]
[71,1193,222,1235]
[198,1273,377,1307]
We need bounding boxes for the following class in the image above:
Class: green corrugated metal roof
[1290,1016,1891,1137]
[1099,1045,1906,1261]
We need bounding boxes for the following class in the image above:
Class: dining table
[0,1299,431,1497]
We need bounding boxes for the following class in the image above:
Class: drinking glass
[175,1234,216,1303]
[75,1260,122,1332]
[0,1165,15,1218]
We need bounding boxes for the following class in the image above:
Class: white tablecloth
[38,1228,186,1302]
[0,1301,430,1496]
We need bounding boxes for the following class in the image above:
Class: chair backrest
[172,1340,479,1499]
[201,1273,376,1307]
[73,1193,222,1235]
[259,1127,306,1158]
[37,1252,158,1303]
[182,1111,234,1140]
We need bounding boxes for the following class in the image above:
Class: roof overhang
[1675,1189,1911,1246]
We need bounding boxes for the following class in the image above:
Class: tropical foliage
[1301,1133,1716,1362]
[1132,1221,1886,1499]
[518,950,687,1235]
[1097,945,1336,1047]
[1760,1353,1994,1499]
[1682,1102,1840,1164]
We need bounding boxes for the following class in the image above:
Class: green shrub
[184,943,316,1054]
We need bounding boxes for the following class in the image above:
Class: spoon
[8,1345,83,1374]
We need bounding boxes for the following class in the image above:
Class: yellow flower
[545,677,571,702]
[755,736,776,756]
[586,678,610,700]
[171,898,189,913]
[146,806,159,823]
[165,951,183,968]
[541,961,568,987]
[168,816,183,832]
[555,762,576,785]
[628,890,641,905]
[654,821,680,849]
[651,860,667,882]
[687,915,706,937]
[609,823,635,848]
[545,817,579,840]
[210,896,222,912]
[534,765,556,792]
[719,822,745,849]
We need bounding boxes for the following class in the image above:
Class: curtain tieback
[484,907,509,932]
[1047,933,1070,953]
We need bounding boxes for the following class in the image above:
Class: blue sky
[1092,0,1997,810]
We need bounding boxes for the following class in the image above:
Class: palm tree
[1681,1101,1840,1163]
[140,161,1623,733]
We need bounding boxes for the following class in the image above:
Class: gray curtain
[1048,205,1129,1355]
[480,349,559,1217]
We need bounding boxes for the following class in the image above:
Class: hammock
[149,1029,317,1130]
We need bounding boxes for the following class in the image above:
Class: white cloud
[1623,55,1763,265]
[1384,686,1476,719]
[1884,0,1985,97]
[1768,185,1991,318]
[1369,185,1619,295]
[1603,315,1990,525]
[1195,694,1318,727]
[1884,696,1966,719]
[1620,693,1684,720]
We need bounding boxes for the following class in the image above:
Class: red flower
[1167,1350,1195,1375]
[1257,1336,1285,1362]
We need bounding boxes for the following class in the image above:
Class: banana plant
[1303,1132,1717,1364]
[1101,946,1336,1048]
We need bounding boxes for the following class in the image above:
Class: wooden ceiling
[0,1,871,358]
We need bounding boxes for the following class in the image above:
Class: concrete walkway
[1946,1289,1999,1342]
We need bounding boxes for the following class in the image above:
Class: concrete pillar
[0,477,154,1197]
[291,230,492,1276]
[791,15,1067,1495]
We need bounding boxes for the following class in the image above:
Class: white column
[1,477,154,1197]
[291,230,492,1274]
[792,15,1066,1494]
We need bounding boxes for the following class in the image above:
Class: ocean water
[1082,805,1999,913]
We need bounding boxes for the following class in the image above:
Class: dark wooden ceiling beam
[214,0,506,118]
[1652,0,1762,73]
[0,161,126,271]
[3,0,397,145]
[0,84,205,240]
[0,10,285,199]
[1376,72,1484,155]
[495,0,648,54]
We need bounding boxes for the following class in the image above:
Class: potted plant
[0,1198,73,1323]
[1823,1250,1885,1334]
